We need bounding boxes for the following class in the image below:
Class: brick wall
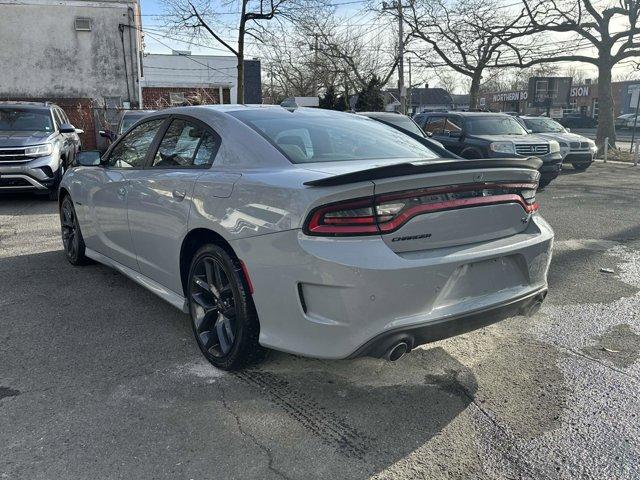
[142,87,230,108]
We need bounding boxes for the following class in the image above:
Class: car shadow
[1,248,482,478]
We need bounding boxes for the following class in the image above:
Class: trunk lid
[371,165,539,253]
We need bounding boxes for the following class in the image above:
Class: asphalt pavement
[1,162,639,479]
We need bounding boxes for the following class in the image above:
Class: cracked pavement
[1,162,639,479]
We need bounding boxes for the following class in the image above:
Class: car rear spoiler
[303,157,543,187]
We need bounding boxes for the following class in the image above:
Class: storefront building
[479,80,640,118]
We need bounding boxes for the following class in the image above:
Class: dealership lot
[1,162,639,479]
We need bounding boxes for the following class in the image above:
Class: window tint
[424,116,445,134]
[107,119,164,168]
[152,119,217,168]
[443,116,463,134]
[193,133,217,166]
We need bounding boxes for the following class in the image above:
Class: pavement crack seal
[219,384,293,480]
[234,369,371,460]
[0,386,20,400]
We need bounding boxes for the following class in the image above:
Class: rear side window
[107,119,164,168]
[424,116,445,134]
[152,118,219,168]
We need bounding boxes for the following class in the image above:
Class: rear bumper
[233,214,554,359]
[349,288,547,358]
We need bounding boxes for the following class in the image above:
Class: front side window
[0,108,54,132]
[443,116,463,134]
[230,110,438,164]
[107,119,164,168]
[465,116,528,136]
[424,116,445,135]
[152,119,218,168]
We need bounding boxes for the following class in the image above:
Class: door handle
[117,186,127,198]
[172,189,186,201]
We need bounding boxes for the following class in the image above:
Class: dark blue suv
[413,111,564,188]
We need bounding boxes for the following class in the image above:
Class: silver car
[519,116,597,171]
[59,105,553,370]
[0,102,82,199]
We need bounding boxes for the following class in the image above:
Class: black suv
[413,112,563,188]
[0,102,82,199]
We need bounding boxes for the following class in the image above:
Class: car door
[83,118,166,271]
[125,116,221,294]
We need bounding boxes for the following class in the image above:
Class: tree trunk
[596,60,615,149]
[468,71,482,110]
[236,17,246,104]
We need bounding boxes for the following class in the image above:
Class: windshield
[231,110,438,163]
[0,108,54,132]
[119,115,145,134]
[523,117,565,133]
[466,116,527,136]
[373,115,424,137]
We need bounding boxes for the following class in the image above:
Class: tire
[46,164,65,201]
[187,244,264,370]
[460,148,483,159]
[572,162,591,171]
[60,194,89,265]
[538,177,552,190]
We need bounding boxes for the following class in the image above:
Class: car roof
[420,111,511,117]
[357,111,404,118]
[122,109,155,117]
[0,101,56,110]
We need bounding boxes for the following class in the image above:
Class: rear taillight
[304,182,538,236]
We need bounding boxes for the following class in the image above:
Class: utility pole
[383,1,406,114]
[313,33,320,97]
[407,57,412,116]
[397,0,405,114]
[270,64,275,104]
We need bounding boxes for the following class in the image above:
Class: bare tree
[507,0,640,147]
[164,0,319,103]
[402,0,534,109]
[297,16,401,97]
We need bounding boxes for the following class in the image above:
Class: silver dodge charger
[59,105,553,370]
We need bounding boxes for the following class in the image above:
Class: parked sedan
[60,106,553,370]
[518,116,597,171]
[356,111,450,155]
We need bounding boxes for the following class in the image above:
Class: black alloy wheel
[187,245,263,370]
[60,195,88,265]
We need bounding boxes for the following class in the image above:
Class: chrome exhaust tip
[385,341,409,361]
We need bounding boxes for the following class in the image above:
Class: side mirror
[526,129,533,134]
[75,128,85,135]
[99,130,116,141]
[59,122,77,134]
[565,127,571,132]
[447,131,462,138]
[76,150,102,166]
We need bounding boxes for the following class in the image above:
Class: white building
[141,52,262,106]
